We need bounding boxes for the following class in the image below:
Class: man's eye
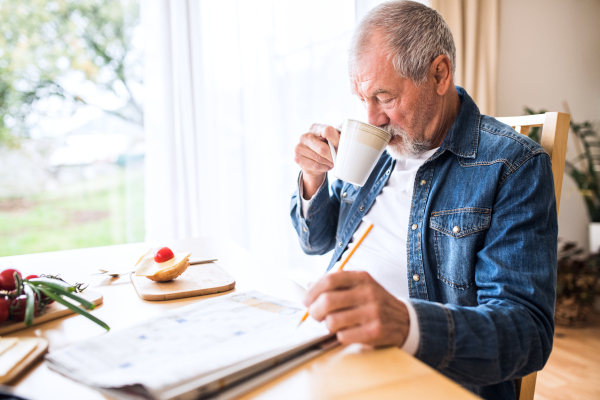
[379,98,393,104]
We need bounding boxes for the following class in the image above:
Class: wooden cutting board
[0,337,49,384]
[0,290,104,335]
[130,262,236,301]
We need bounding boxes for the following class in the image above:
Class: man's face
[350,41,441,159]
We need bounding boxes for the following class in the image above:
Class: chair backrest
[495,112,570,400]
[496,112,570,212]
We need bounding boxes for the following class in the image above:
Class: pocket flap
[430,208,491,238]
[341,184,359,203]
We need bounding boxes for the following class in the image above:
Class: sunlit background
[0,0,377,282]
[1,0,599,287]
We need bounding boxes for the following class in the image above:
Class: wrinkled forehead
[350,48,400,96]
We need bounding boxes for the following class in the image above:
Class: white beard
[381,124,431,160]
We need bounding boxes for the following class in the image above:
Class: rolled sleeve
[298,172,326,218]
[290,171,339,255]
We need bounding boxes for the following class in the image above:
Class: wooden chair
[495,112,571,400]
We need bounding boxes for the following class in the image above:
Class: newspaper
[46,291,330,399]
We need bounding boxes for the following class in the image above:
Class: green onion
[39,285,95,310]
[23,284,35,326]
[14,272,23,297]
[37,287,109,331]
[27,284,47,312]
[28,278,75,292]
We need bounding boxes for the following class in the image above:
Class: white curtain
[143,0,366,277]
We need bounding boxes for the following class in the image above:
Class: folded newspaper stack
[46,291,334,400]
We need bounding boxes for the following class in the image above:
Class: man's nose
[366,104,390,127]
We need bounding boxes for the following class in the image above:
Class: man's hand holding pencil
[300,224,411,348]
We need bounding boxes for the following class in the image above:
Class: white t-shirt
[300,148,438,355]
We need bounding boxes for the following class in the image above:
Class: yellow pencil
[297,223,374,327]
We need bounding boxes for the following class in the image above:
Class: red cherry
[25,275,39,280]
[0,297,10,323]
[154,247,175,263]
[0,269,22,291]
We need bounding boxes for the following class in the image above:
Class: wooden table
[1,237,479,400]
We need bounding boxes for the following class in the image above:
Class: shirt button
[386,170,391,175]
[359,206,365,211]
[338,242,343,247]
[411,224,418,230]
[453,226,460,233]
[413,274,420,282]
[420,180,426,186]
[343,192,347,198]
[302,227,308,232]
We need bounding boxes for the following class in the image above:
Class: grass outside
[0,165,145,257]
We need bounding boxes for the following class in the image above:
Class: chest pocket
[430,208,491,290]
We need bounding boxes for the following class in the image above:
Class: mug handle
[328,141,337,165]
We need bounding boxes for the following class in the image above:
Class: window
[0,0,144,256]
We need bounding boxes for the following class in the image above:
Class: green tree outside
[0,0,142,148]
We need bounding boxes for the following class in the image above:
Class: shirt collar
[437,86,481,159]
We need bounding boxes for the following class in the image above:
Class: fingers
[310,123,341,150]
[293,124,341,178]
[304,270,372,307]
[336,320,386,346]
[308,285,366,322]
[299,132,334,163]
[295,142,333,171]
[324,303,371,332]
[332,301,410,348]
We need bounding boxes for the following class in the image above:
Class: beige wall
[497,0,600,250]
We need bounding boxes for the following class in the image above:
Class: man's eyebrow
[350,88,393,98]
[372,89,392,96]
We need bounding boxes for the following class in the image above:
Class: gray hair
[349,0,456,86]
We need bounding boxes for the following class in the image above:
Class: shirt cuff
[398,298,420,356]
[298,172,325,218]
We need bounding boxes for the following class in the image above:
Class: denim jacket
[290,87,557,400]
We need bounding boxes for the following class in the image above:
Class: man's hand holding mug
[294,124,340,200]
[295,120,392,200]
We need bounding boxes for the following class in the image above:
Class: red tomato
[0,269,22,291]
[154,247,175,263]
[10,295,38,322]
[40,291,55,305]
[0,297,9,323]
[25,274,39,280]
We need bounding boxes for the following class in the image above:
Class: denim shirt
[290,87,557,400]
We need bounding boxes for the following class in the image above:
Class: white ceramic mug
[328,119,392,187]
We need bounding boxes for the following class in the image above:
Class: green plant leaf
[38,287,109,331]
[555,111,600,221]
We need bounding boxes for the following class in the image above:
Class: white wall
[497,0,600,250]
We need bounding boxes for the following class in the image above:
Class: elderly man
[290,1,556,399]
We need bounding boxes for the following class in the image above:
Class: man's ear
[430,55,452,95]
